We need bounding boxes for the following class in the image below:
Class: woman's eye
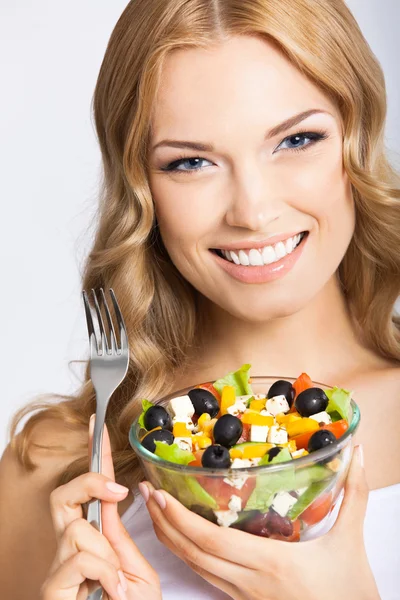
[162,157,213,174]
[275,131,327,153]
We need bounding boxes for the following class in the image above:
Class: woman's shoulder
[0,416,86,486]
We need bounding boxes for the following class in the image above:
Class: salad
[131,364,355,541]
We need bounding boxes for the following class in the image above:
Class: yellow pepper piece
[249,399,266,412]
[242,443,274,459]
[286,418,319,438]
[230,448,244,459]
[279,439,297,453]
[276,412,302,425]
[172,422,192,437]
[204,417,218,438]
[241,411,274,426]
[196,436,212,449]
[198,413,211,430]
[221,385,236,415]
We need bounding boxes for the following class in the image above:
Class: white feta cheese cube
[228,494,242,512]
[223,475,248,490]
[266,395,290,416]
[168,395,195,419]
[250,457,262,466]
[267,426,288,444]
[291,449,308,459]
[271,491,297,517]
[253,393,267,400]
[250,424,270,442]
[226,401,247,416]
[173,437,193,452]
[231,458,253,469]
[309,411,332,425]
[213,510,239,527]
[260,410,274,418]
[236,394,254,403]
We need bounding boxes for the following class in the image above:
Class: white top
[121,484,400,600]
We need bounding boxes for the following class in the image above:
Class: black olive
[201,444,231,468]
[213,414,243,447]
[308,429,337,453]
[268,380,295,408]
[141,428,174,453]
[188,388,220,418]
[267,446,282,461]
[144,406,172,431]
[295,387,329,417]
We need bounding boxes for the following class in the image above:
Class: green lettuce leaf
[245,448,295,511]
[138,399,154,429]
[326,387,352,422]
[158,470,218,509]
[287,480,333,520]
[245,450,333,513]
[154,441,195,465]
[213,364,253,396]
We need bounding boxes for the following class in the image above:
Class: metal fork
[82,288,129,600]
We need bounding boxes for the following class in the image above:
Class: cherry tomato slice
[301,491,333,525]
[195,382,221,404]
[293,372,314,399]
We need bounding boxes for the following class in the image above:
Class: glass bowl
[129,376,360,541]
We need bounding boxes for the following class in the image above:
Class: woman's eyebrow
[151,108,331,152]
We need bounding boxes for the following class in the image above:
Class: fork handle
[86,410,107,600]
[87,410,106,532]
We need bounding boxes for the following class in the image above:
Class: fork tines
[82,288,127,356]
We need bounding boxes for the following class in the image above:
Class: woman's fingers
[329,444,369,540]
[49,517,121,575]
[49,472,129,540]
[145,488,250,586]
[153,523,242,600]
[41,551,125,600]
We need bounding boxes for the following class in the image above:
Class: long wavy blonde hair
[9,0,400,490]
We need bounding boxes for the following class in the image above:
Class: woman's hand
[143,445,380,600]
[40,417,162,600]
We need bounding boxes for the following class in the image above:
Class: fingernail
[153,489,166,510]
[89,414,95,436]
[138,481,150,502]
[117,582,128,600]
[118,569,128,592]
[105,481,129,494]
[356,444,364,467]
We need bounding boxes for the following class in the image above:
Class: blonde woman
[1,1,399,599]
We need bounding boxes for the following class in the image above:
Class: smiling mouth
[211,232,308,266]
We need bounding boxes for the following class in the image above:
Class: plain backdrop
[0,0,399,453]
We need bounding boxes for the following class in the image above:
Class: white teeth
[238,250,250,266]
[218,233,305,267]
[261,245,276,264]
[275,241,287,260]
[249,249,264,266]
[285,237,293,254]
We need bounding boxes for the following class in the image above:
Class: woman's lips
[210,233,308,284]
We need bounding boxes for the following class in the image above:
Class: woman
[1,0,399,599]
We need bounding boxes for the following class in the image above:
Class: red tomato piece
[293,373,313,399]
[236,422,251,444]
[301,491,333,525]
[188,449,205,467]
[197,475,256,510]
[320,419,349,438]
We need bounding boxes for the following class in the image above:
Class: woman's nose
[224,163,281,231]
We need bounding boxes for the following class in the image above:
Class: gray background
[0,0,399,452]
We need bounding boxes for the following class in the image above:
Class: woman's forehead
[150,36,338,143]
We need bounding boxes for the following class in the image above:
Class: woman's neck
[187,274,385,387]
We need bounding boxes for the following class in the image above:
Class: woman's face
[148,35,354,322]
